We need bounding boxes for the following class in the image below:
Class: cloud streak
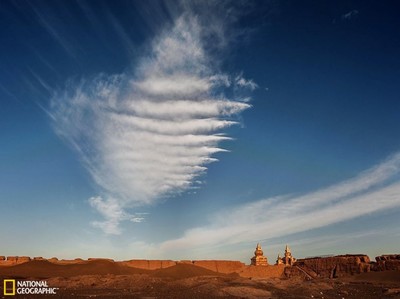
[341,9,359,20]
[158,153,400,256]
[50,13,253,234]
[235,74,258,91]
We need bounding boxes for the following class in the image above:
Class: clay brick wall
[161,260,177,268]
[122,259,177,270]
[0,256,31,266]
[238,265,285,278]
[374,255,400,271]
[121,259,245,272]
[295,255,371,278]
[147,260,163,270]
[17,256,31,263]
[87,258,115,262]
[193,260,246,273]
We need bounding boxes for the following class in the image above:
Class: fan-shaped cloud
[50,14,254,234]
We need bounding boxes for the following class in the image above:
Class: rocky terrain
[0,255,399,298]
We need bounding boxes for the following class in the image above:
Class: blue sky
[1,0,400,263]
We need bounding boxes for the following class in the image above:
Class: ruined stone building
[251,243,268,266]
[276,245,296,266]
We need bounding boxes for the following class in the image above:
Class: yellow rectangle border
[3,279,15,296]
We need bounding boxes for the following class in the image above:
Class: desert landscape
[1,1,400,298]
[1,245,400,299]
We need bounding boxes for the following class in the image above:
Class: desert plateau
[2,1,400,298]
[1,245,400,299]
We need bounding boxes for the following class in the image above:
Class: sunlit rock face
[291,254,371,278]
[374,254,400,271]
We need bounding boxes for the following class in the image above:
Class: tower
[276,253,283,265]
[276,244,296,266]
[250,243,268,266]
[285,245,291,256]
[283,244,296,266]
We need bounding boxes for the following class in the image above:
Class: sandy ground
[1,260,400,298]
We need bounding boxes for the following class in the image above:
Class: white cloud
[235,74,258,91]
[135,75,211,96]
[158,153,400,256]
[341,9,359,20]
[88,197,147,234]
[51,13,254,234]
[124,99,250,119]
[28,2,78,60]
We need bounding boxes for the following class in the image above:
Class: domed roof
[254,243,264,256]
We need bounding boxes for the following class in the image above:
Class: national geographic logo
[2,279,58,296]
[3,279,15,296]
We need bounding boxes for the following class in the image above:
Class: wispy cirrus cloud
[235,74,258,91]
[50,13,255,234]
[26,2,79,60]
[88,197,147,235]
[341,9,359,20]
[158,152,400,256]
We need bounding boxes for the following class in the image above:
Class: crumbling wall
[238,265,285,278]
[121,260,245,272]
[0,256,31,266]
[192,260,246,273]
[121,259,177,270]
[294,255,371,278]
[284,264,318,280]
[88,258,115,262]
[55,258,86,265]
[48,257,59,263]
[374,255,400,271]
[33,257,45,261]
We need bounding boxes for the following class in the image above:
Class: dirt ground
[1,261,399,298]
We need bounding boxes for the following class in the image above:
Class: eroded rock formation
[0,256,31,266]
[292,254,371,279]
[0,249,398,281]
[373,254,400,271]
